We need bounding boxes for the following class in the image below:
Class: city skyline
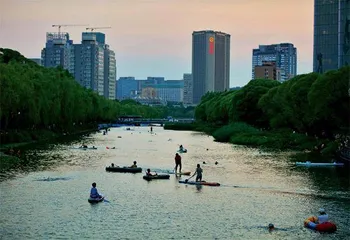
[0,0,313,87]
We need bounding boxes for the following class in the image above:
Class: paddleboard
[168,171,191,175]
[296,162,344,167]
[179,180,220,186]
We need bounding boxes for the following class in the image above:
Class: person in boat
[179,145,184,151]
[174,153,182,173]
[268,223,275,232]
[90,182,102,199]
[111,163,115,167]
[81,144,88,148]
[190,164,203,182]
[130,161,137,168]
[146,168,157,176]
[317,208,329,223]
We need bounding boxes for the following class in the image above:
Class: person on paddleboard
[174,153,182,173]
[90,182,102,199]
[189,164,203,182]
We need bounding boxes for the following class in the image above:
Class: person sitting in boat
[317,208,329,223]
[179,145,184,151]
[90,182,102,199]
[146,168,157,176]
[130,161,137,168]
[268,223,275,232]
[190,164,203,182]
[81,144,88,148]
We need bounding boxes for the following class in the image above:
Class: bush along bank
[164,122,336,157]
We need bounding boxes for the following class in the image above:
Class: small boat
[143,174,170,181]
[304,216,337,233]
[105,166,142,173]
[88,196,104,204]
[72,146,98,150]
[178,180,220,186]
[177,149,187,153]
[296,161,344,167]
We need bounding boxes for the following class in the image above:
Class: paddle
[185,175,194,183]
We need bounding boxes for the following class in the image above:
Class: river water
[0,127,349,239]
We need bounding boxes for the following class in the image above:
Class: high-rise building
[104,44,116,100]
[74,32,105,96]
[192,30,230,104]
[41,32,74,74]
[254,61,281,81]
[252,43,297,82]
[313,0,350,73]
[41,31,117,99]
[183,73,193,104]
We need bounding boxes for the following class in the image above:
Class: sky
[0,0,314,87]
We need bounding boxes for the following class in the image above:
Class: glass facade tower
[313,0,350,73]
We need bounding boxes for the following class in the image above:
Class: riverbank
[0,125,99,170]
[164,122,339,160]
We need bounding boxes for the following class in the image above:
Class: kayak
[143,174,170,181]
[177,149,187,153]
[178,180,220,186]
[296,162,344,167]
[105,166,142,173]
[88,196,104,204]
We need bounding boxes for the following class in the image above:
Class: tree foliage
[0,48,193,134]
[194,66,350,137]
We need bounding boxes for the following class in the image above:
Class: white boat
[296,161,344,167]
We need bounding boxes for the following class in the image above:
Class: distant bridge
[115,118,195,125]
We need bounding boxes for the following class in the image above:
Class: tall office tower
[41,32,74,74]
[74,32,105,96]
[313,0,350,73]
[252,43,297,82]
[192,30,230,104]
[104,44,117,100]
[183,73,193,104]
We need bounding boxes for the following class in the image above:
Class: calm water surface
[0,127,349,239]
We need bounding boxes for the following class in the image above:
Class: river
[0,127,349,239]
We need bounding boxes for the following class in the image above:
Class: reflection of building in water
[141,87,157,98]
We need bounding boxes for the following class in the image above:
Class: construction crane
[86,27,112,32]
[52,24,88,34]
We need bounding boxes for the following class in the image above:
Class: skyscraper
[192,30,230,104]
[252,43,297,82]
[104,44,117,100]
[313,0,350,73]
[41,32,74,74]
[74,32,105,96]
[41,31,117,99]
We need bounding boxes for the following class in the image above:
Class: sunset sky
[0,0,314,87]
